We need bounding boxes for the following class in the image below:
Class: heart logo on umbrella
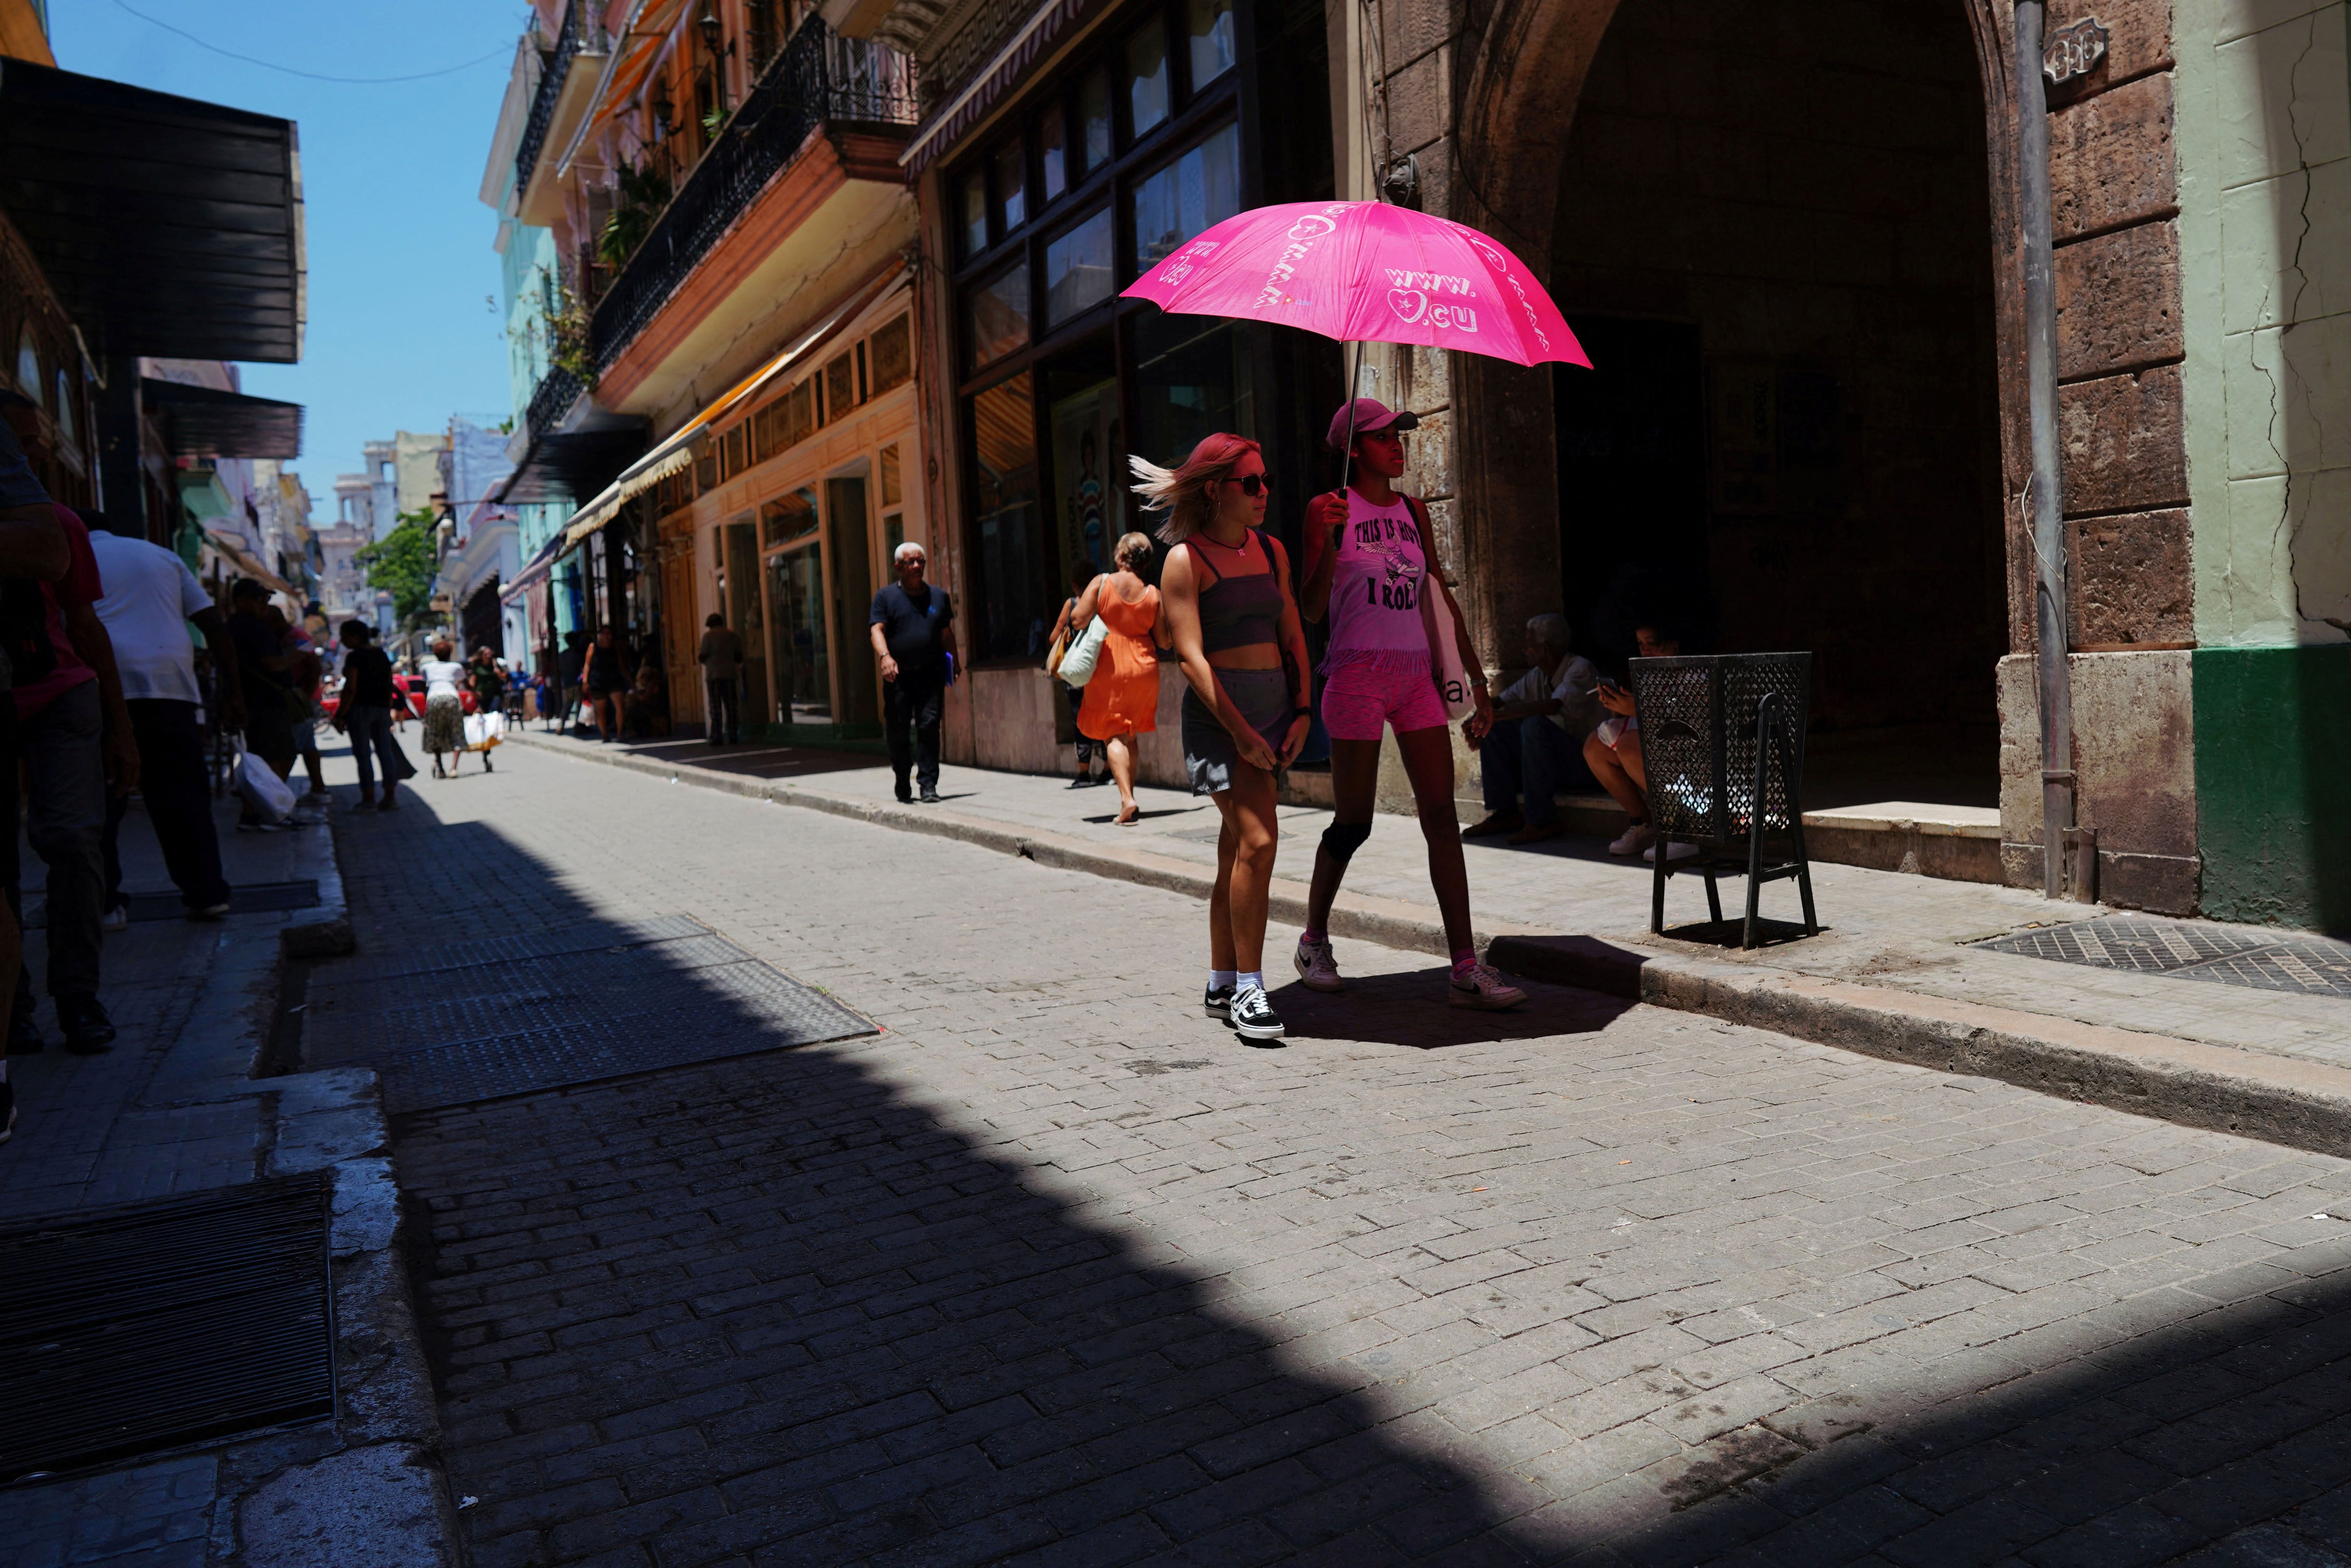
[1388,288,1428,323]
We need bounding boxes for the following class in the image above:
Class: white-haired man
[868,540,955,803]
[1464,612,1602,844]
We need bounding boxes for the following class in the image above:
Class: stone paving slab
[349,738,2351,1567]
[506,731,2351,1155]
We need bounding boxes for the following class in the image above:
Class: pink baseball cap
[1325,397,1420,451]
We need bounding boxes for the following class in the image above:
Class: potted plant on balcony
[597,159,673,269]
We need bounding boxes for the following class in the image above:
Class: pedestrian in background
[1071,531,1164,827]
[698,612,742,746]
[467,645,504,717]
[337,622,413,811]
[868,541,954,804]
[0,422,78,1137]
[5,501,137,1055]
[276,606,330,802]
[83,512,237,923]
[556,628,587,734]
[419,638,470,777]
[1144,433,1311,1044]
[227,578,300,826]
[1046,561,1105,788]
[582,627,626,742]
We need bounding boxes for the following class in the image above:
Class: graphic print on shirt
[1326,495,1432,659]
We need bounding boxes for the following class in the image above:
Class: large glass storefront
[948,0,1332,665]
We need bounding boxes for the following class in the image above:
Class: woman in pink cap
[1296,399,1526,1010]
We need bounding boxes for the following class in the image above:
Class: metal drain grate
[25,881,319,928]
[1978,916,2351,997]
[376,985,875,1114]
[0,1175,334,1483]
[320,914,710,985]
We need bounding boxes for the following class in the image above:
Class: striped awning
[900,0,1095,174]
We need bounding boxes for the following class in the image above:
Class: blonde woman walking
[1072,531,1164,826]
[1141,434,1312,1043]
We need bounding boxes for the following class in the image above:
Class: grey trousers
[346,704,417,790]
[13,680,107,999]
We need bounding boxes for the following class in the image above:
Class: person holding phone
[1586,622,1683,856]
[1294,400,1526,1011]
[1145,433,1312,1043]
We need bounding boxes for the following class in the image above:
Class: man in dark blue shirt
[868,540,955,803]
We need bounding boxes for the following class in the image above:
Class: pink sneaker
[1449,961,1528,1010]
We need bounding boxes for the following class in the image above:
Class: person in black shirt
[582,627,628,742]
[556,629,587,734]
[868,541,955,803]
[337,621,415,811]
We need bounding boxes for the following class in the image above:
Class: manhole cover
[321,914,709,985]
[0,1175,334,1482]
[1977,916,2351,997]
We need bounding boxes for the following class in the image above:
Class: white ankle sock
[1237,971,1264,993]
[1210,969,1235,991]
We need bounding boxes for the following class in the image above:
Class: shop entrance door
[826,477,879,728]
[723,519,767,727]
[766,544,830,725]
[661,545,701,728]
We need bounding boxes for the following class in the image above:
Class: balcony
[513,1,604,227]
[588,21,918,373]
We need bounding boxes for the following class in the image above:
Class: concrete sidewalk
[512,725,2351,1158]
[0,754,458,1568]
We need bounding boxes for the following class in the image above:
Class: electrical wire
[106,0,509,85]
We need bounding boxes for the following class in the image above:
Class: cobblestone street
[336,744,2351,1567]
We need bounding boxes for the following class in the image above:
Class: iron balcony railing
[589,20,919,369]
[514,0,586,199]
[524,362,584,441]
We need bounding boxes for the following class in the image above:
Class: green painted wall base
[2194,644,2351,933]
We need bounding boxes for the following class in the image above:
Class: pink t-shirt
[1325,489,1428,660]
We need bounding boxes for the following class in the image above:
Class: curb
[510,732,2351,1158]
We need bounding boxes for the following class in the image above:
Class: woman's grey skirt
[1182,668,1294,796]
[422,693,465,753]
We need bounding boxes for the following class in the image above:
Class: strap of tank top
[1188,528,1262,591]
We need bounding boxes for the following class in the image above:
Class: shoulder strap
[1182,538,1224,590]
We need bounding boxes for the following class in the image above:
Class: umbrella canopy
[1121,201,1589,370]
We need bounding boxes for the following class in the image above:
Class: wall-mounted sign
[2045,17,2109,85]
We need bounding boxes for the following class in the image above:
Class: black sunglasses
[1223,473,1272,496]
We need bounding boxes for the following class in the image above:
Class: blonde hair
[1112,531,1154,570]
[1129,433,1262,545]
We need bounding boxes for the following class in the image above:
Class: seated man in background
[1464,613,1601,845]
[1585,620,1685,859]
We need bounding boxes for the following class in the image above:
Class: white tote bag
[1425,579,1476,723]
[1057,613,1110,688]
[232,740,297,822]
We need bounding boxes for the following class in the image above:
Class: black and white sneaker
[1203,983,1234,1021]
[1229,985,1285,1044]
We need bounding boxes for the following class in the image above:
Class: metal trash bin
[1629,651,1819,948]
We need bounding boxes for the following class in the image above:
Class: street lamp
[697,1,734,111]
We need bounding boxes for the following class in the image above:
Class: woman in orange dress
[1073,531,1164,826]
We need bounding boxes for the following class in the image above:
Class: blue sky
[50,0,527,506]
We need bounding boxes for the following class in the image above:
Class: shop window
[1039,103,1068,204]
[762,487,820,547]
[992,137,1027,235]
[1126,18,1169,138]
[880,443,903,508]
[868,315,912,395]
[1077,68,1112,175]
[957,165,988,259]
[724,423,749,478]
[1128,120,1241,272]
[751,400,780,462]
[781,379,816,449]
[1128,311,1254,478]
[968,372,1046,661]
[1044,206,1116,328]
[825,350,857,417]
[965,263,1031,370]
[1187,0,1237,88]
[694,433,719,492]
[884,513,905,558]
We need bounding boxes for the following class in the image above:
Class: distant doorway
[1550,0,2005,810]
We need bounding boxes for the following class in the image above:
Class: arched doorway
[1546,0,2007,807]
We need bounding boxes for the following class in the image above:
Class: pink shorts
[1322,651,1448,741]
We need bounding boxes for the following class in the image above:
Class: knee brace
[1320,819,1373,866]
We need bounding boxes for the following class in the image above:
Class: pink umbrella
[1121,200,1590,370]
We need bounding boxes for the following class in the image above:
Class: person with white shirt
[85,513,242,923]
[418,638,471,778]
[1463,613,1602,845]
